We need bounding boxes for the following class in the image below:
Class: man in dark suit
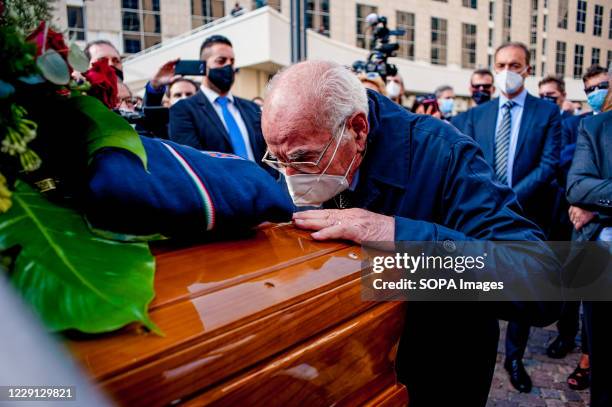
[451,68,495,133]
[567,109,612,407]
[261,60,561,407]
[462,42,561,393]
[168,35,271,175]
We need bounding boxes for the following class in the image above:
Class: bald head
[263,61,368,146]
[262,60,370,180]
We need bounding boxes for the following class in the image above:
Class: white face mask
[386,81,401,98]
[494,68,526,95]
[284,123,358,207]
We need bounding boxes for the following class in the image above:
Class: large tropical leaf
[0,181,159,334]
[67,95,148,169]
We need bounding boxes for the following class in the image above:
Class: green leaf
[67,95,147,169]
[67,42,89,73]
[36,49,70,85]
[0,182,160,334]
[18,74,46,84]
[0,80,15,98]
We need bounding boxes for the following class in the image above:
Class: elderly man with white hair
[261,60,561,407]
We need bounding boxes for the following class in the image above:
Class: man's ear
[348,112,369,152]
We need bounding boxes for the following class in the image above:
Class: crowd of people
[78,34,610,407]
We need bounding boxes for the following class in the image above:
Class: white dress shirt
[200,85,255,161]
[495,88,528,186]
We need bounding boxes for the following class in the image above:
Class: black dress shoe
[504,358,533,393]
[546,336,576,359]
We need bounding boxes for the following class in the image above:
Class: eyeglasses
[118,97,137,106]
[471,83,493,91]
[584,81,609,95]
[262,122,346,174]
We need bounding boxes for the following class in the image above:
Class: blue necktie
[216,96,248,159]
[494,100,516,185]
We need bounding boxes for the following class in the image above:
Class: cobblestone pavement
[487,321,590,407]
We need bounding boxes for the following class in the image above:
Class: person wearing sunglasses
[451,68,495,133]
[261,60,561,407]
[583,64,609,115]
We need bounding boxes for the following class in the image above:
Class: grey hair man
[261,60,561,407]
[434,84,455,120]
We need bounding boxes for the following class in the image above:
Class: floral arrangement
[0,18,159,334]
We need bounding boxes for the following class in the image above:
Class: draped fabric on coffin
[85,136,294,238]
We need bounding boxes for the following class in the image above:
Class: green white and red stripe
[161,142,215,231]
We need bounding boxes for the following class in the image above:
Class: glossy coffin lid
[67,224,407,406]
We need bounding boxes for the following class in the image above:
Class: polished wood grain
[66,224,408,406]
[181,302,406,406]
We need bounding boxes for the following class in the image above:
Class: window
[67,6,85,41]
[555,41,566,76]
[122,0,162,54]
[192,0,225,28]
[396,11,415,60]
[557,0,568,28]
[543,14,548,31]
[531,0,537,10]
[543,0,547,8]
[489,0,495,21]
[463,0,477,8]
[574,44,584,78]
[541,61,546,75]
[608,50,612,71]
[431,17,447,65]
[530,14,538,45]
[305,0,330,37]
[433,0,448,2]
[609,9,612,39]
[462,23,477,68]
[529,46,536,75]
[576,0,586,33]
[503,0,512,42]
[593,4,603,36]
[488,27,493,47]
[356,4,377,49]
[542,38,547,53]
[488,53,493,68]
[592,47,600,66]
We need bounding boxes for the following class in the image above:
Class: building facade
[52,0,611,101]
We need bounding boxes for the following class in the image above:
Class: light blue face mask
[587,88,607,113]
[439,98,454,116]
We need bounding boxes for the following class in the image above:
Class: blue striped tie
[494,100,516,184]
[216,96,248,159]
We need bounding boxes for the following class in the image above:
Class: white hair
[266,60,368,133]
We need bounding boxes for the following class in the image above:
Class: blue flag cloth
[86,136,293,237]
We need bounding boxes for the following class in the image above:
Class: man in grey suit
[566,104,611,407]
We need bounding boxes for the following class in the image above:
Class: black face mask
[541,95,558,105]
[207,65,235,93]
[472,91,491,105]
[112,66,124,82]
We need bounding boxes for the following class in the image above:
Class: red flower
[26,21,70,61]
[84,59,118,109]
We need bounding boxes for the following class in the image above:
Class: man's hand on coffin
[292,208,394,244]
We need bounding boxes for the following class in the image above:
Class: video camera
[352,13,405,81]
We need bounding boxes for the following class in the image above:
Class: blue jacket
[86,136,293,238]
[355,91,561,407]
[168,90,274,177]
[461,93,561,232]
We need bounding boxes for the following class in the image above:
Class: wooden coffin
[66,223,408,406]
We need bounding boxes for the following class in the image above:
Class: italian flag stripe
[161,142,215,231]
